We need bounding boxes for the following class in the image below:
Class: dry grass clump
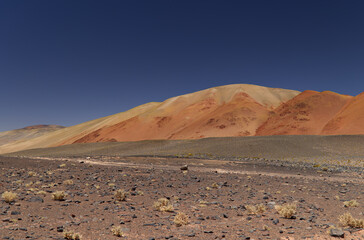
[338,213,364,228]
[2,191,17,203]
[63,180,74,185]
[174,212,189,226]
[111,226,124,237]
[343,200,359,208]
[211,182,219,189]
[52,191,66,201]
[114,189,128,201]
[136,190,144,196]
[63,231,82,240]
[63,232,82,240]
[28,171,37,177]
[153,198,174,212]
[37,190,47,196]
[25,182,33,187]
[246,204,266,215]
[14,180,23,185]
[275,203,297,218]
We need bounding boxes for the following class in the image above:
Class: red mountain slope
[256,91,353,135]
[322,92,364,135]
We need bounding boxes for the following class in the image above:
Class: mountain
[0,83,363,154]
[0,125,65,147]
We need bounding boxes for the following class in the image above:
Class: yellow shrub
[275,203,296,218]
[153,198,174,212]
[2,191,17,203]
[52,191,66,201]
[174,212,189,226]
[339,213,364,228]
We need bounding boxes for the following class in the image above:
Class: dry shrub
[153,198,174,212]
[52,191,66,201]
[111,226,124,237]
[136,190,144,196]
[211,182,219,189]
[25,182,33,187]
[63,231,82,240]
[28,171,37,177]
[37,191,47,196]
[114,189,127,201]
[2,191,17,203]
[14,180,22,184]
[343,200,359,208]
[246,204,266,215]
[174,212,189,226]
[338,213,364,228]
[275,203,296,218]
[63,180,74,185]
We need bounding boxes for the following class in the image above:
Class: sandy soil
[0,155,363,240]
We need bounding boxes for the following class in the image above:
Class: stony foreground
[0,156,363,240]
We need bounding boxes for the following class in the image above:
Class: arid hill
[0,83,363,154]
[0,84,299,154]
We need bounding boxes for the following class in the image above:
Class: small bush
[343,200,359,208]
[28,171,37,177]
[246,204,266,215]
[275,203,296,218]
[153,198,174,212]
[211,182,219,189]
[2,191,17,203]
[174,212,189,226]
[63,180,74,185]
[63,231,81,240]
[37,191,47,196]
[114,189,127,201]
[52,191,66,201]
[111,226,124,237]
[25,182,33,187]
[338,213,364,228]
[136,190,144,196]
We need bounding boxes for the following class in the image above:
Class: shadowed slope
[0,125,64,146]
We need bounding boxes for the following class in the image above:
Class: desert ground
[1,136,363,239]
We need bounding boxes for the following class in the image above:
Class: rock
[10,211,20,215]
[28,197,44,203]
[329,228,345,238]
[180,165,188,171]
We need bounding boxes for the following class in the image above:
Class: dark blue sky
[1,1,364,131]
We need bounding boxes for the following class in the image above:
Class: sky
[1,0,364,131]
